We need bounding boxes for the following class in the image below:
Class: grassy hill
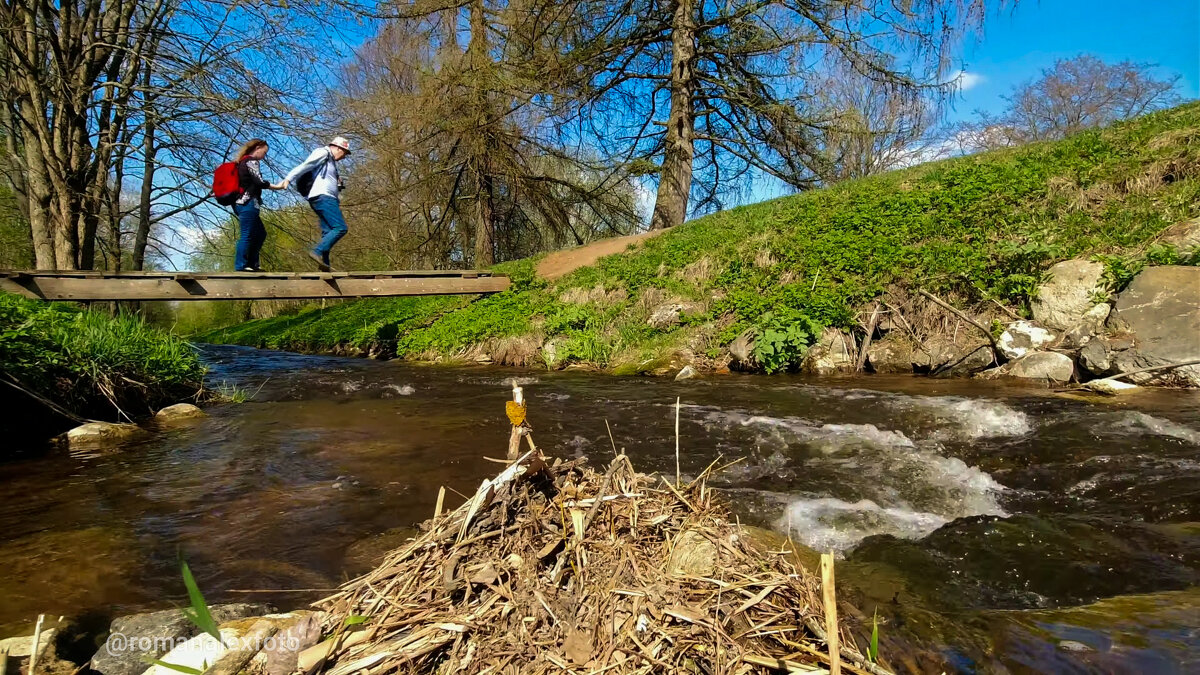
[197,103,1200,373]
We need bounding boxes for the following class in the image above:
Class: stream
[2,345,1198,672]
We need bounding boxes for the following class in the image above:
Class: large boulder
[1032,259,1107,330]
[1111,266,1200,386]
[801,328,856,375]
[90,604,272,675]
[997,321,1056,360]
[925,338,996,377]
[1003,351,1075,383]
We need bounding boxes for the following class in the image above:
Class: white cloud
[948,70,986,92]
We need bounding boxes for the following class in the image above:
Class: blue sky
[949,0,1198,119]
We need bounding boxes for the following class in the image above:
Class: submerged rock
[1111,265,1200,386]
[1032,259,1106,330]
[154,403,206,423]
[997,321,1056,360]
[64,422,144,448]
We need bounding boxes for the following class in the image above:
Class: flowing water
[2,345,1198,672]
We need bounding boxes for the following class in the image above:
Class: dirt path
[535,230,666,280]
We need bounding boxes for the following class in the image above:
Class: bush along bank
[0,293,208,444]
[197,103,1200,387]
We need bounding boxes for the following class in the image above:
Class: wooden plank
[0,269,494,280]
[3,274,510,301]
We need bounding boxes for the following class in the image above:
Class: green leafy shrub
[751,309,823,374]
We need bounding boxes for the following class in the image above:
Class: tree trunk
[473,169,495,267]
[133,114,156,271]
[650,0,697,231]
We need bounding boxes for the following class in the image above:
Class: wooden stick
[506,383,524,460]
[434,486,446,520]
[209,620,279,675]
[918,290,998,352]
[856,302,881,372]
[1,645,9,675]
[28,614,44,675]
[1108,358,1200,381]
[675,397,681,487]
[820,554,840,675]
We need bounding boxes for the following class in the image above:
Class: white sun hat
[329,136,352,154]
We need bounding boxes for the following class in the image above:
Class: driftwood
[1107,358,1200,381]
[856,303,881,372]
[918,290,999,352]
[208,620,278,675]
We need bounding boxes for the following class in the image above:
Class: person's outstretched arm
[283,148,329,187]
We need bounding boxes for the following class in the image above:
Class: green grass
[0,293,206,421]
[197,103,1200,371]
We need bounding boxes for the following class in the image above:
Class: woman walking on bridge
[232,139,286,272]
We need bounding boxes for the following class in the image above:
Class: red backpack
[212,160,243,205]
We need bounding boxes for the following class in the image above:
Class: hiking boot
[308,251,331,272]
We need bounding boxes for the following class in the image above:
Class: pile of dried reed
[312,449,891,675]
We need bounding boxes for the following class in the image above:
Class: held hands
[271,180,289,191]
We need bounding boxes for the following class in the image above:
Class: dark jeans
[309,195,348,264]
[233,201,266,270]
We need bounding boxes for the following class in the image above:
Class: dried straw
[313,448,892,675]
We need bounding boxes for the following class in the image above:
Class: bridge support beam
[0,271,509,302]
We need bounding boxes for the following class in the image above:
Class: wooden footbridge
[0,269,509,301]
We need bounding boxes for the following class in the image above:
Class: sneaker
[238,266,256,272]
[307,251,331,272]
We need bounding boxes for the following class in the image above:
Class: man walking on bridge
[283,137,352,272]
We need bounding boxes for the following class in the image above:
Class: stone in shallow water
[154,403,206,423]
[90,604,272,675]
[64,422,143,448]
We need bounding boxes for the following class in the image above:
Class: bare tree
[959,55,1181,151]
[337,3,640,268]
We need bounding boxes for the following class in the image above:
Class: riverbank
[198,102,1200,384]
[0,293,207,444]
[3,345,1198,670]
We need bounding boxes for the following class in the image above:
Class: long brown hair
[235,138,268,161]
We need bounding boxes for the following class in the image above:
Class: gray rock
[867,335,926,374]
[1079,339,1113,376]
[154,403,206,423]
[674,365,698,381]
[64,422,144,448]
[727,330,756,370]
[647,301,702,330]
[1058,640,1093,653]
[0,628,57,658]
[1032,259,1107,330]
[91,603,272,675]
[1159,216,1200,251]
[1060,303,1112,349]
[801,328,856,375]
[998,321,1056,360]
[932,343,996,377]
[541,338,561,369]
[1112,266,1200,386]
[1081,378,1139,395]
[1003,351,1075,383]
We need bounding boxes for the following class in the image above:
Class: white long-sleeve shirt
[285,147,341,200]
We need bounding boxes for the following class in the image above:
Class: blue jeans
[233,201,266,270]
[309,195,347,264]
